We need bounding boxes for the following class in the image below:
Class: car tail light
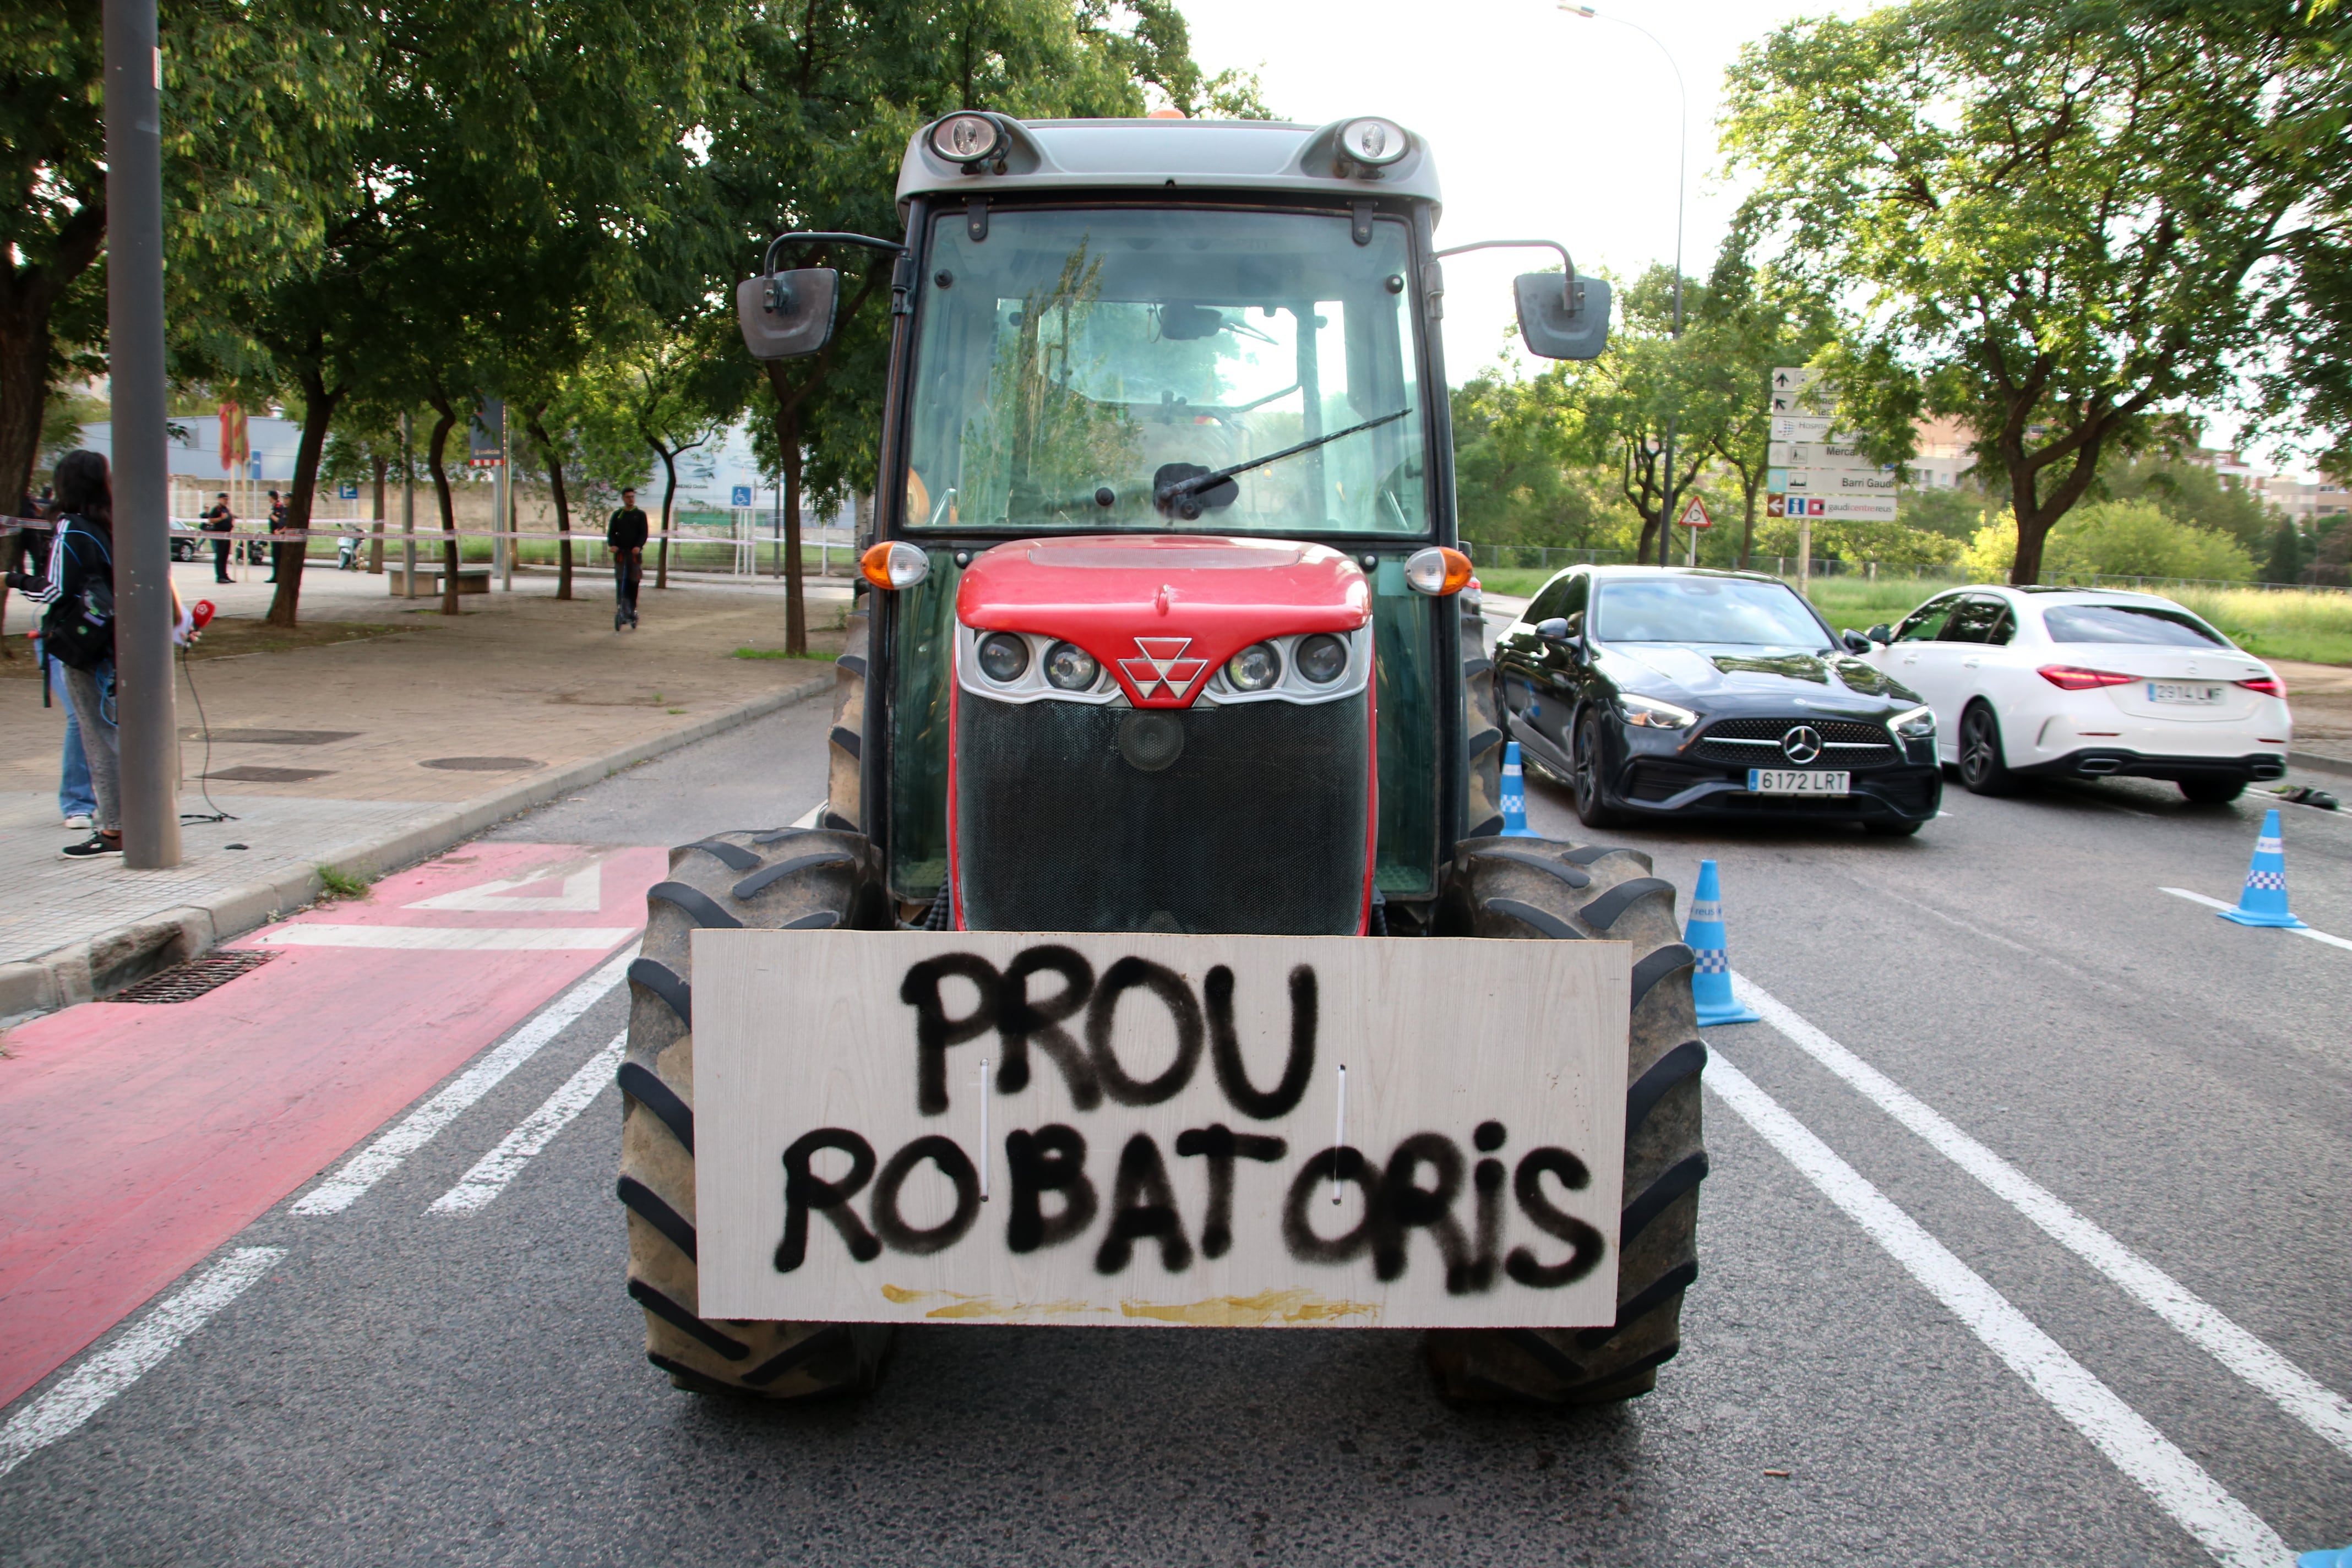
[2237,675,2285,698]
[2038,665,2135,691]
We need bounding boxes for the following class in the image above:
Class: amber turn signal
[861,540,930,590]
[1402,546,1474,597]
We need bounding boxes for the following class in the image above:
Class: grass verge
[315,864,373,901]
[732,646,835,661]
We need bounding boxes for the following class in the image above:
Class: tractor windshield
[904,206,1429,537]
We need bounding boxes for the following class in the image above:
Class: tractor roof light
[929,113,1006,168]
[1338,117,1410,167]
[1403,546,1474,597]
[862,540,930,591]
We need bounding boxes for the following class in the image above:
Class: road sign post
[1763,367,1896,596]
[1676,494,1711,566]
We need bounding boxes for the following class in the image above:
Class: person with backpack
[9,451,123,857]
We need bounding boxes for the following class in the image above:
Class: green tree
[1449,368,1629,553]
[2097,453,2279,550]
[2261,519,2307,585]
[1726,0,2352,584]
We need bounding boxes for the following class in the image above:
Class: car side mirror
[737,268,840,360]
[1841,628,1874,655]
[1535,615,1572,641]
[1865,623,1893,646]
[1515,274,1611,361]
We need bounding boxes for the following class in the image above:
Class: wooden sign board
[693,930,1630,1330]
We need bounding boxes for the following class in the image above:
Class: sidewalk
[0,564,847,1019]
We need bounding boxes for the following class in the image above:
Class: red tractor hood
[956,535,1371,709]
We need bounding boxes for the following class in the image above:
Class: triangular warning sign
[1676,495,1713,530]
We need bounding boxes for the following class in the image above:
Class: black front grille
[1694,716,1897,768]
[956,690,1370,934]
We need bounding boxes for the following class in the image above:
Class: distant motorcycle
[336,526,365,570]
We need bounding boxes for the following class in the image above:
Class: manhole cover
[420,756,541,771]
[183,729,360,746]
[205,765,335,783]
[112,950,276,1004]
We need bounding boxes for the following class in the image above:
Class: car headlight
[977,632,1029,683]
[1226,642,1283,692]
[1619,693,1696,729]
[1043,640,1098,692]
[1295,634,1347,684]
[1888,705,1935,740]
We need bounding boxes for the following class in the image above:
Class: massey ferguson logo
[1119,636,1207,700]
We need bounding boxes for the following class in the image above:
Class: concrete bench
[385,566,492,596]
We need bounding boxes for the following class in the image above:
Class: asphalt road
[1,685,2347,1565]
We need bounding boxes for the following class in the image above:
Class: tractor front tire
[1424,837,1706,1404]
[618,826,896,1397]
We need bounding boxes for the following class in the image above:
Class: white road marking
[292,945,639,1214]
[1703,1053,2293,1568]
[0,1248,284,1482]
[406,858,606,911]
[2159,886,2352,952]
[255,925,635,951]
[1730,970,2352,1462]
[430,1032,627,1212]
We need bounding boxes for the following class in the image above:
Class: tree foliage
[1725,0,2352,584]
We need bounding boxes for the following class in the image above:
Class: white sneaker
[63,814,91,830]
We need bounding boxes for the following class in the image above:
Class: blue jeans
[50,656,101,819]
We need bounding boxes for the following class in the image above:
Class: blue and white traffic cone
[1686,859,1761,1025]
[2218,808,2307,929]
[1501,741,1534,836]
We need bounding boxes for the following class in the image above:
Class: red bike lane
[0,841,665,1411]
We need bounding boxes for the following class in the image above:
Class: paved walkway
[0,564,846,1017]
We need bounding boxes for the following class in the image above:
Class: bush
[1960,500,2257,584]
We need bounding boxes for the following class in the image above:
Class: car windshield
[1593,577,1830,649]
[903,206,1427,536]
[2041,602,2230,648]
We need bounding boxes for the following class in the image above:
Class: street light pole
[1562,3,1687,569]
[104,0,181,867]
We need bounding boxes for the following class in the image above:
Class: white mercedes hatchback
[1845,587,2293,802]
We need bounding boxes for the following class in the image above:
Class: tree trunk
[2005,431,2103,586]
[369,455,386,572]
[527,407,571,600]
[656,443,678,590]
[425,397,461,615]
[268,370,342,628]
[782,425,808,655]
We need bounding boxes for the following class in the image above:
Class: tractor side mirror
[1841,628,1875,655]
[1865,623,1893,646]
[737,268,840,360]
[1515,274,1611,361]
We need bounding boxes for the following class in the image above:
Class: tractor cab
[741,112,1610,937]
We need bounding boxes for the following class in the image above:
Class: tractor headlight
[929,113,1005,166]
[1295,633,1347,684]
[1338,117,1409,167]
[1226,642,1282,692]
[1619,692,1696,729]
[1043,640,1098,692]
[1888,705,1936,741]
[977,632,1030,684]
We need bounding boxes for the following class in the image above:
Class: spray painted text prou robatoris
[693,930,1630,1329]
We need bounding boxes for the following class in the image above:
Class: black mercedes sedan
[1492,566,1943,834]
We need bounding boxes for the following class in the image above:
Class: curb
[2289,750,2352,781]
[0,672,832,1023]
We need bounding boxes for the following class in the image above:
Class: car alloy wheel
[1574,712,1625,827]
[1958,704,2015,796]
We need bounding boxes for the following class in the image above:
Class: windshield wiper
[1154,408,1410,518]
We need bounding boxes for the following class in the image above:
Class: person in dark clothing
[607,487,649,630]
[10,451,122,857]
[203,492,235,581]
[265,490,286,581]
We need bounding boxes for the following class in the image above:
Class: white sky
[1175,0,2297,476]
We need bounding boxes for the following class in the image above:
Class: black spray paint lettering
[868,1135,982,1255]
[1004,1123,1097,1253]
[1174,1123,1288,1258]
[776,1128,881,1271]
[1093,1133,1192,1275]
[1506,1147,1605,1287]
[898,949,1317,1120]
[1466,1119,1507,1293]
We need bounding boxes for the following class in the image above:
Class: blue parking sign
[731,485,754,508]
[338,482,360,500]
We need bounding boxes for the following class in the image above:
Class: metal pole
[105,0,181,867]
[402,412,416,598]
[498,418,511,591]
